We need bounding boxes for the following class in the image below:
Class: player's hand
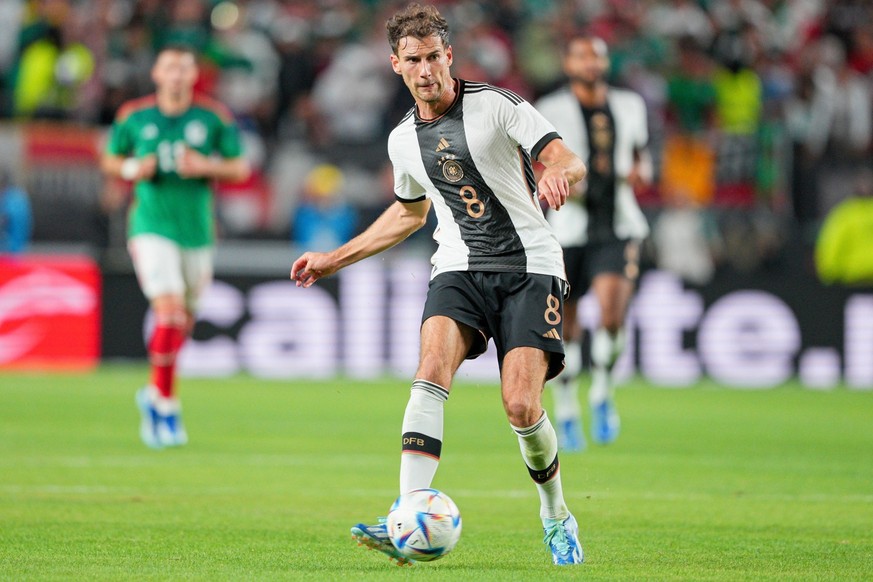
[626,164,651,192]
[138,155,157,180]
[176,147,212,178]
[537,167,570,211]
[290,252,337,288]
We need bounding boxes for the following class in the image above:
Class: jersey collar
[414,78,463,125]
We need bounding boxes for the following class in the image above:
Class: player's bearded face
[391,35,453,105]
[564,38,608,87]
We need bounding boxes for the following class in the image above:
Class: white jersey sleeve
[497,93,560,160]
[389,110,429,203]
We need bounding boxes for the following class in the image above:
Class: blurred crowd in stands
[1,0,872,284]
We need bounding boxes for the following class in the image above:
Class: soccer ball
[386,488,462,562]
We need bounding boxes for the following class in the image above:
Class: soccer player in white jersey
[291,3,587,567]
[535,34,652,451]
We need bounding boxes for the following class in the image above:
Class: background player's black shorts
[564,239,641,300]
[421,271,567,380]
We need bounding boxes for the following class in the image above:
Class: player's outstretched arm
[291,199,431,287]
[536,139,587,211]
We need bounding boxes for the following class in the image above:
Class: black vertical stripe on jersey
[580,103,619,243]
[414,81,527,271]
[519,146,538,205]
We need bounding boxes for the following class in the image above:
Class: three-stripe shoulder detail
[464,81,524,105]
[396,107,415,127]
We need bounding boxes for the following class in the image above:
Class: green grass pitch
[1,365,871,581]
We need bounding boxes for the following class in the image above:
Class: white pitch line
[0,484,251,495]
[0,454,382,469]
[2,485,870,504]
[344,488,873,504]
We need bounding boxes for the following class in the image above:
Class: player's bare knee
[502,395,540,428]
[155,305,189,328]
[415,352,454,387]
[601,318,623,335]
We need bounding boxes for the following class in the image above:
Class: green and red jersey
[106,94,244,248]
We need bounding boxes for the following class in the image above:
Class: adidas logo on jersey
[542,328,561,340]
[435,137,450,152]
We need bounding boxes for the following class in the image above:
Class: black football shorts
[563,239,641,300]
[421,271,567,380]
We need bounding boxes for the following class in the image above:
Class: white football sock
[563,340,582,378]
[591,327,624,370]
[551,378,581,423]
[399,379,448,494]
[590,327,625,405]
[512,411,569,520]
[550,340,581,422]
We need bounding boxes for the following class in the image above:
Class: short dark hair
[565,33,609,58]
[386,3,450,55]
[157,43,198,59]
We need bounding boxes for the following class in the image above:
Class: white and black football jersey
[535,87,650,247]
[389,79,565,280]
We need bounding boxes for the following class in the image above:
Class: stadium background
[1,0,872,390]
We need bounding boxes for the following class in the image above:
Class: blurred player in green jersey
[102,45,250,448]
